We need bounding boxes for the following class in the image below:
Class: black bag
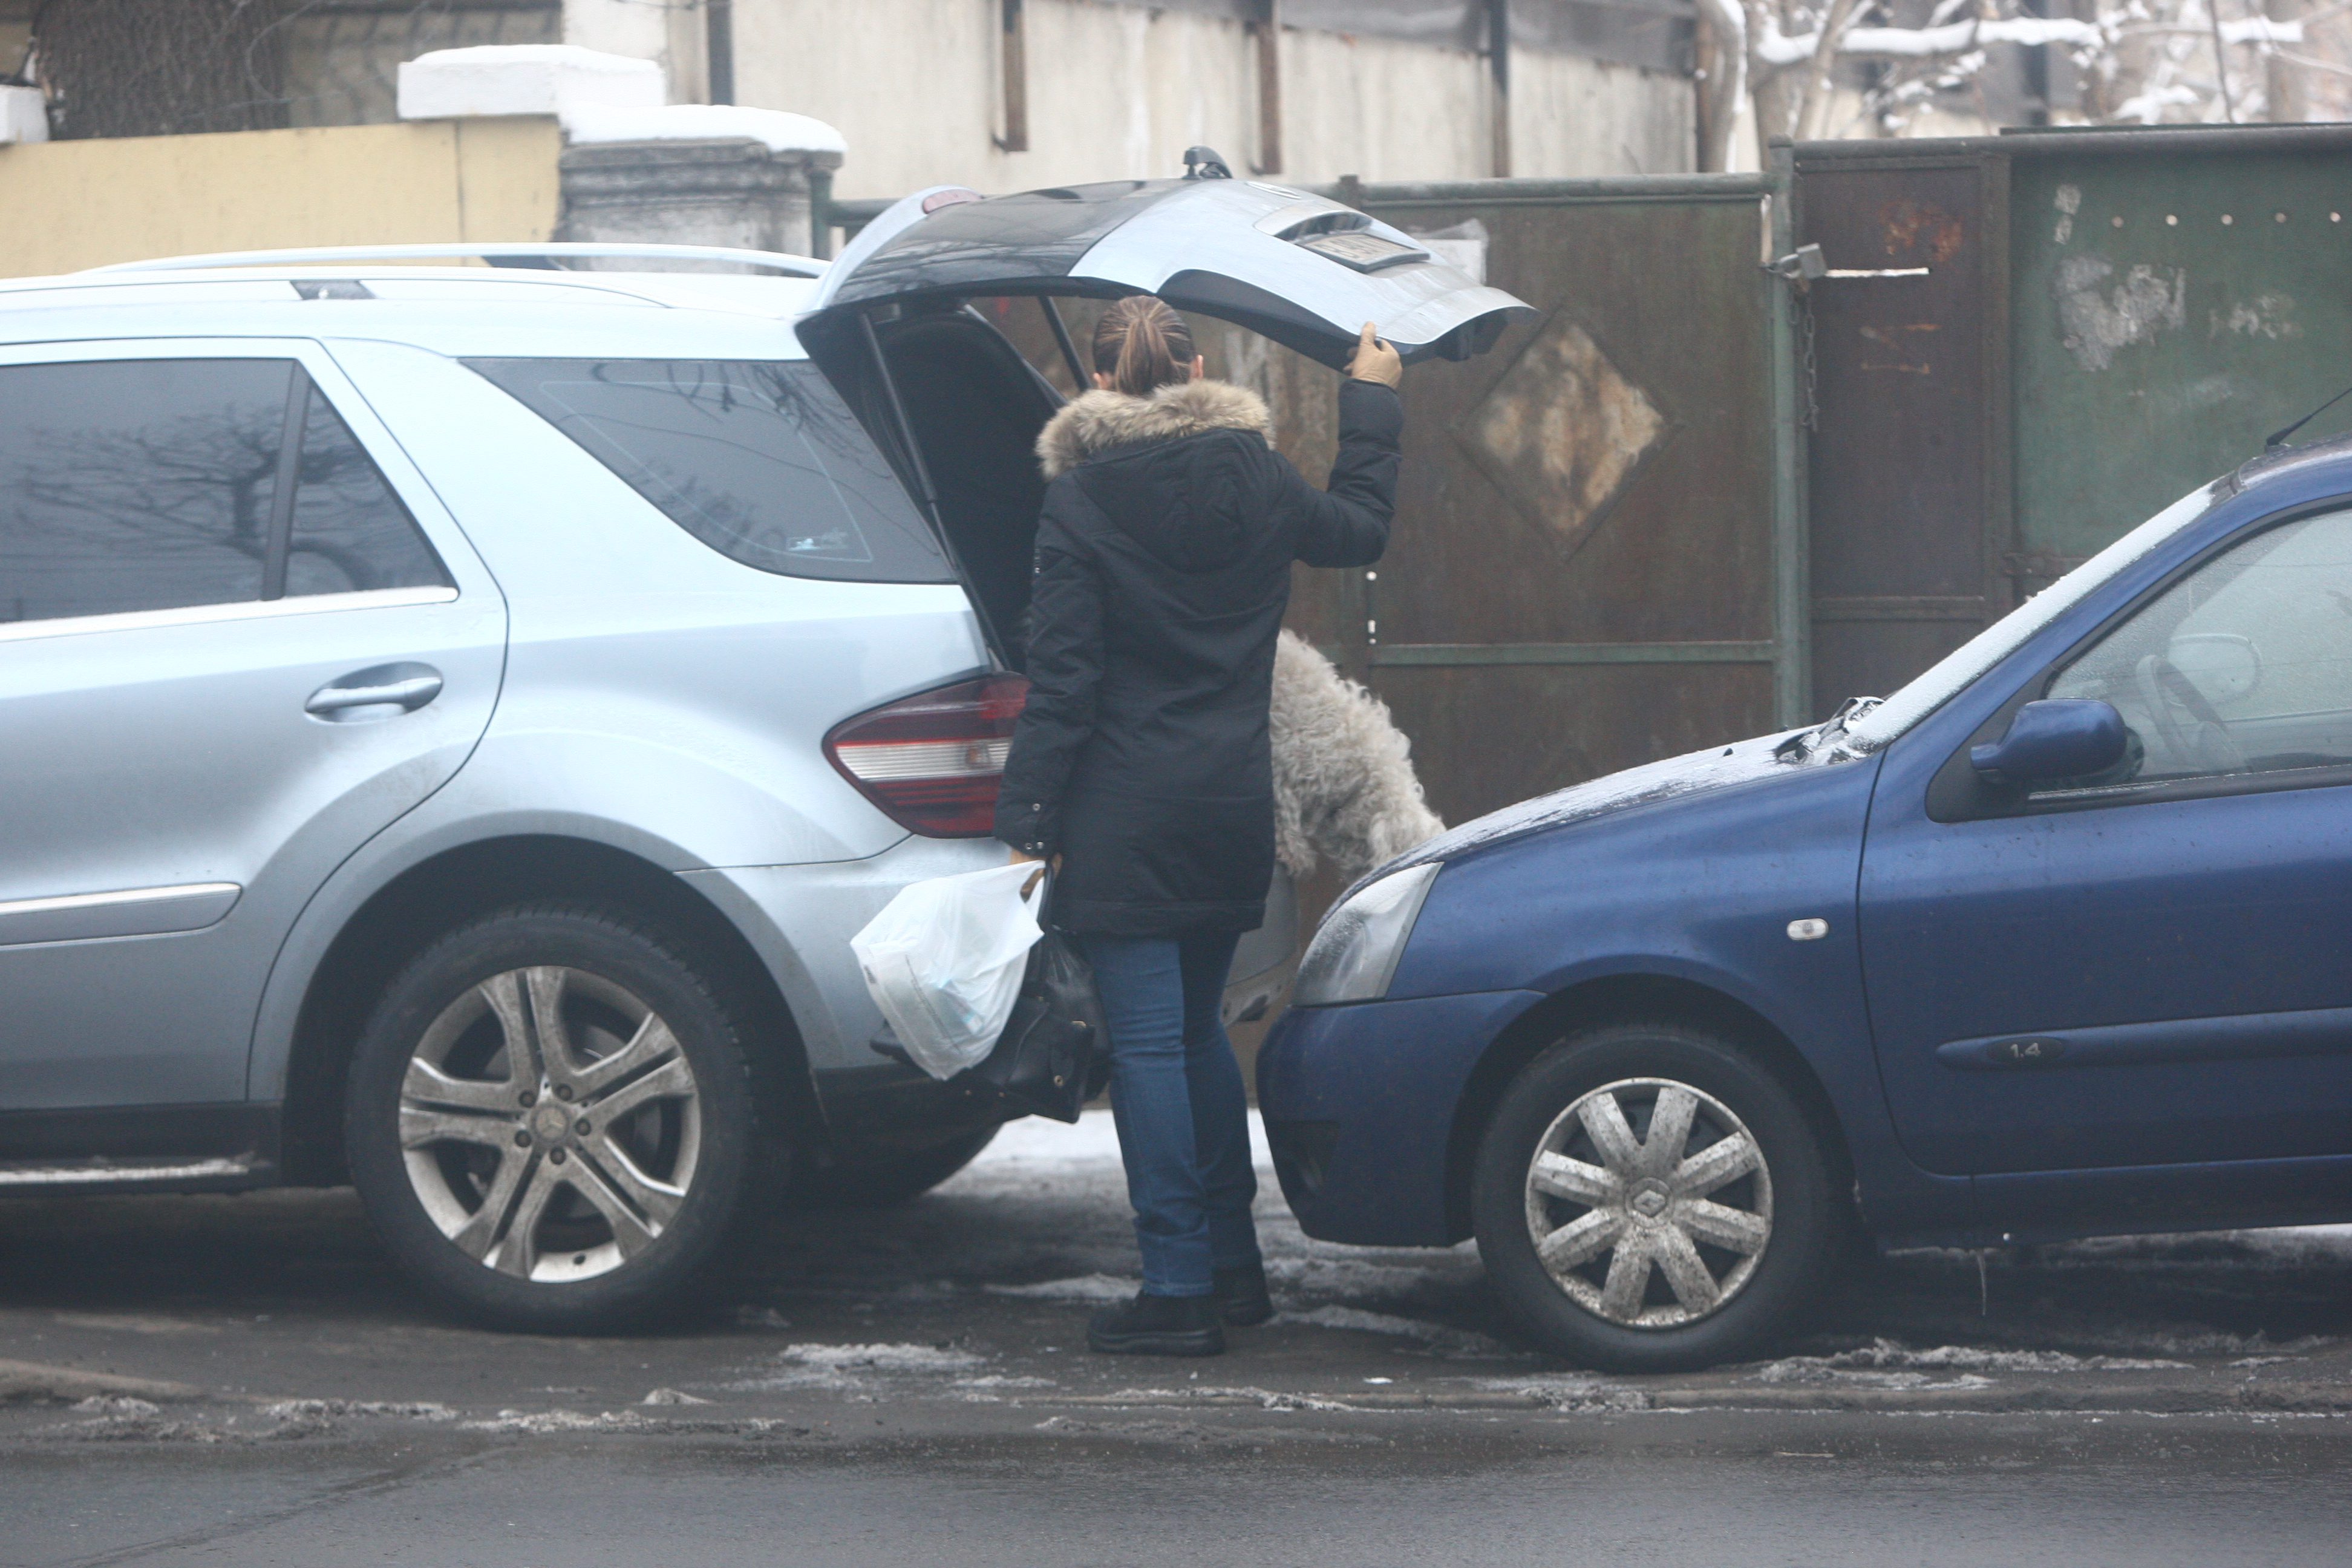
[965,904,1110,1124]
[866,877,1109,1125]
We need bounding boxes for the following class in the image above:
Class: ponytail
[1091,295,1197,397]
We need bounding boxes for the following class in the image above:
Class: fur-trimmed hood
[1035,378,1273,480]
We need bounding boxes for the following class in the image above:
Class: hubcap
[398,966,701,1284]
[1521,1077,1772,1329]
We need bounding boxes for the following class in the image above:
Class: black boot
[1086,1291,1226,1356]
[1212,1261,1274,1327]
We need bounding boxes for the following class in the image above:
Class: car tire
[791,1126,1001,1210]
[1471,1021,1836,1373]
[345,902,768,1333]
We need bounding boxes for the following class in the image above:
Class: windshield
[1840,480,2224,753]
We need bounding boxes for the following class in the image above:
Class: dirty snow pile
[730,1341,985,1394]
[1749,1338,2190,1385]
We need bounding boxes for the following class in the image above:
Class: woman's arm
[1290,377,1403,567]
[994,508,1106,860]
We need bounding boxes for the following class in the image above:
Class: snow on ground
[1272,1305,1509,1357]
[982,1275,1135,1302]
[955,1107,1274,1179]
[936,1111,2352,1372]
[1756,1339,2189,1376]
[728,1342,988,1394]
[942,1109,1489,1347]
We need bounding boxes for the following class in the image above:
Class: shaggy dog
[1270,630,1443,878]
[1036,378,1445,881]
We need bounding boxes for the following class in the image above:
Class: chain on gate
[1799,294,1820,433]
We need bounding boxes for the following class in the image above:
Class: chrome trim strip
[0,882,243,946]
[0,1157,253,1187]
[0,585,457,644]
[0,883,241,918]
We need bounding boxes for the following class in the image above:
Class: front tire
[345,903,765,1333]
[1471,1021,1835,1373]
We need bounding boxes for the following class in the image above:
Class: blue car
[1259,435,2352,1372]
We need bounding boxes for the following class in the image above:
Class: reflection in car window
[286,389,449,598]
[465,359,951,584]
[1,359,288,622]
[2047,508,2352,786]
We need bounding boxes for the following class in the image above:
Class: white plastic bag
[851,862,1047,1080]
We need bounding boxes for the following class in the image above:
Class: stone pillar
[556,136,841,264]
[399,44,846,266]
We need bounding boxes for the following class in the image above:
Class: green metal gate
[1798,124,2352,720]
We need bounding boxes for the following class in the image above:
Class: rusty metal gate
[1797,124,2352,722]
[942,172,1811,854]
[1275,174,1808,835]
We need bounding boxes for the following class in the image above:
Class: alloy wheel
[398,965,702,1283]
[1521,1076,1772,1328]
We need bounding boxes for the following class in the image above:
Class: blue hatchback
[1259,436,2352,1373]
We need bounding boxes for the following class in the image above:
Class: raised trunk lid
[802,176,1532,368]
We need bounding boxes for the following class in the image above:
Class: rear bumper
[1256,988,1544,1247]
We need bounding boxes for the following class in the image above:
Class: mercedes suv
[0,178,1526,1330]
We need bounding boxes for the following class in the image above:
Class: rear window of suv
[466,359,952,584]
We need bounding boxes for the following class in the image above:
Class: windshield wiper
[1777,695,1884,762]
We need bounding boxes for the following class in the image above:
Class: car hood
[1358,724,1868,893]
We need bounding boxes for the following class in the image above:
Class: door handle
[305,662,443,720]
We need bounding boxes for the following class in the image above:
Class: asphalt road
[3,1112,2347,1567]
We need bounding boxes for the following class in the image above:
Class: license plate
[1295,232,1430,273]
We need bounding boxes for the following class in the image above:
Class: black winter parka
[995,376,1401,935]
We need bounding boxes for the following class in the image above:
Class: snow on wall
[398,44,664,120]
[560,103,846,156]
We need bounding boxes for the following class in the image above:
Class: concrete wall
[727,0,1693,199]
[0,117,561,278]
[565,0,710,105]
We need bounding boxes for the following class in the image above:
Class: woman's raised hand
[1346,321,1402,388]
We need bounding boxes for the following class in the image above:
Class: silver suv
[0,178,1522,1330]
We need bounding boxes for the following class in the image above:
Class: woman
[998,296,1403,1357]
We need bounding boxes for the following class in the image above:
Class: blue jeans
[1080,930,1263,1298]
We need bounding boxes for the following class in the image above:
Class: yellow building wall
[0,117,562,279]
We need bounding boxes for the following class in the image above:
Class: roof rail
[85,242,828,277]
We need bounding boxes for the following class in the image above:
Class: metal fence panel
[2008,139,2352,569]
[967,175,1802,840]
[1291,175,1796,829]
[1798,150,2008,720]
[1798,126,2352,722]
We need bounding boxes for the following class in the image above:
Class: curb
[1036,1379,2352,1417]
[1641,1380,2352,1414]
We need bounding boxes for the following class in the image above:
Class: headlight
[1292,862,1442,1006]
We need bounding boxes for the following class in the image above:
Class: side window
[465,358,952,585]
[2047,507,2352,786]
[1,359,289,622]
[0,358,448,626]
[284,386,449,598]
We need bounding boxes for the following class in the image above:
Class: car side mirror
[1970,699,2128,787]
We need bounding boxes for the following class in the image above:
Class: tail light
[823,675,1030,837]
